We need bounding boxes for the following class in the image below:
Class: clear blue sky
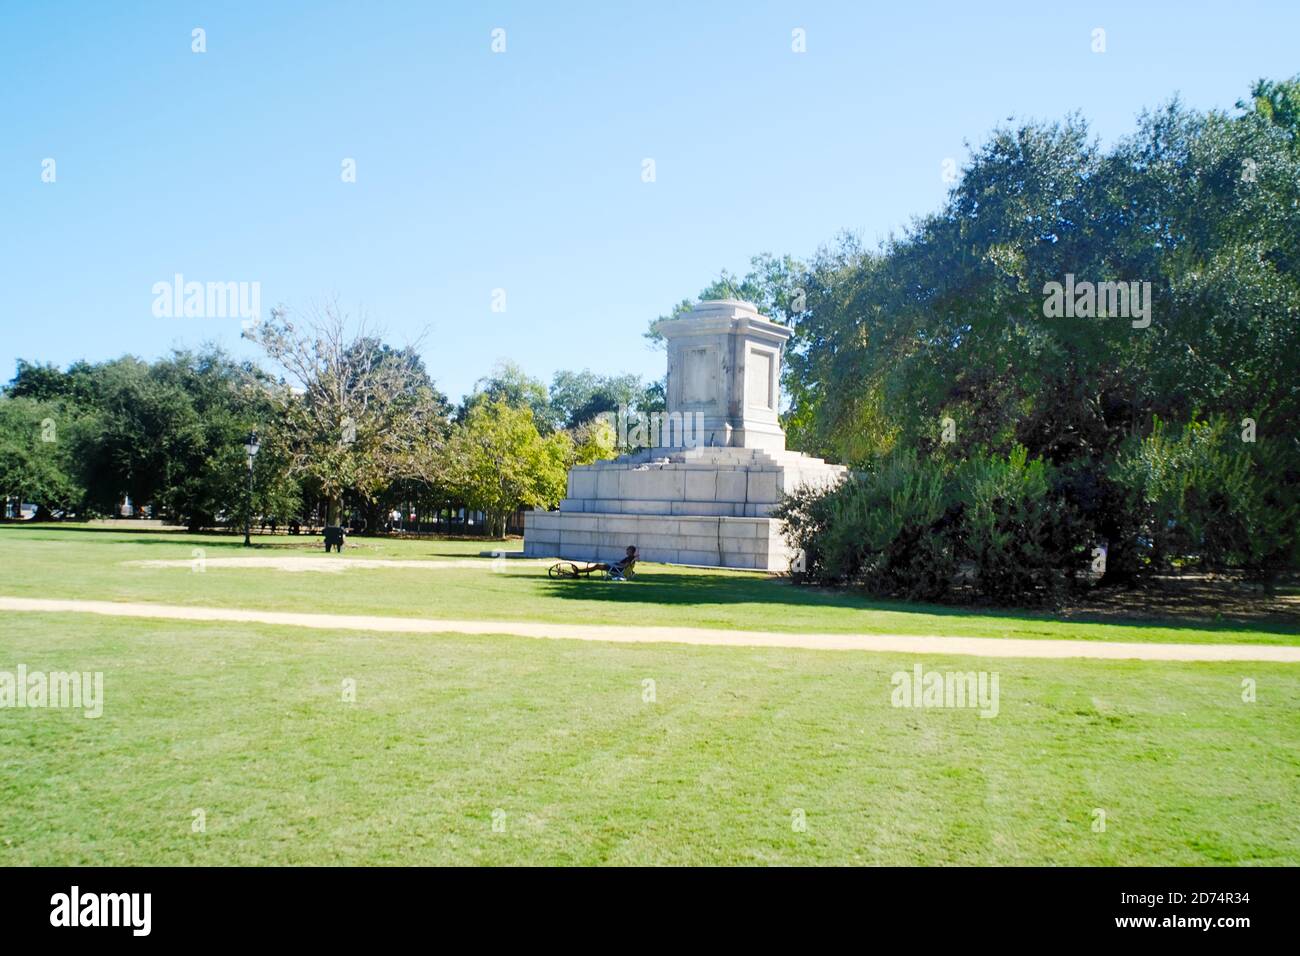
[2,0,1295,401]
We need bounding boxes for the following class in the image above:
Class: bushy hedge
[778,447,1079,603]
[779,422,1297,605]
[1109,417,1298,583]
[958,447,1086,602]
[777,451,955,600]
[773,448,1056,605]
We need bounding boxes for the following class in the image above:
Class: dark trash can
[323,526,346,553]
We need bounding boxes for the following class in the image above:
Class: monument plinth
[523,300,846,570]
[658,299,789,451]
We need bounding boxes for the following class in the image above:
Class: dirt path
[3,596,1298,662]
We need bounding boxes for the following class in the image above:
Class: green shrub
[779,447,1088,605]
[781,423,1296,604]
[959,446,1084,602]
[1111,417,1299,582]
[777,450,958,601]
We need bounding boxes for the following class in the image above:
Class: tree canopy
[672,76,1300,592]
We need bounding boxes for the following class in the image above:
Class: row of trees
[665,77,1300,597]
[0,302,661,535]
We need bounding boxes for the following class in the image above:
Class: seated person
[605,545,638,579]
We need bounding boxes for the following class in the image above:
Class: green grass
[2,524,1297,646]
[2,525,1296,865]
[2,611,1295,865]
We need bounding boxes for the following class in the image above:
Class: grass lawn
[2,612,1296,865]
[2,524,1298,646]
[1,525,1297,865]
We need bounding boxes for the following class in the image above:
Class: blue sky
[2,0,1296,401]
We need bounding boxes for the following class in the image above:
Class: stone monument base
[524,510,791,570]
[523,446,846,571]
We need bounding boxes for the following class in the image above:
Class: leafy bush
[779,447,1086,605]
[777,451,957,599]
[959,446,1084,602]
[1111,417,1299,582]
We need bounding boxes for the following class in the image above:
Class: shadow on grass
[1,522,194,535]
[538,570,1300,637]
[3,529,322,551]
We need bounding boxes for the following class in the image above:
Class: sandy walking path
[3,596,1298,662]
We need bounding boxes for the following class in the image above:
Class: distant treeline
[0,303,661,537]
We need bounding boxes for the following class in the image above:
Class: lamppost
[243,431,260,547]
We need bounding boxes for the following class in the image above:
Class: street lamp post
[243,431,260,547]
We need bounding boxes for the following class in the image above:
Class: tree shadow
[2,525,324,550]
[2,523,193,536]
[536,569,1300,638]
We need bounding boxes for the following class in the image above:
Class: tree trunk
[1098,536,1139,588]
[363,500,382,535]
